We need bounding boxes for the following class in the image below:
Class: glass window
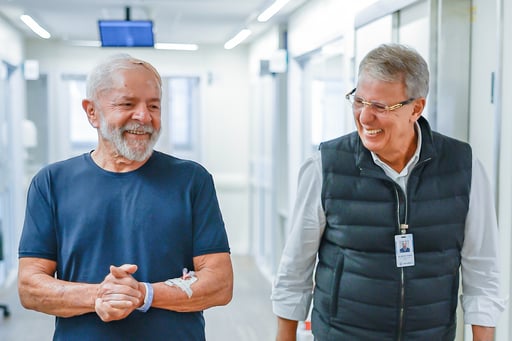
[166,77,200,160]
[311,78,346,146]
[63,75,95,149]
[398,0,431,121]
[355,15,393,70]
[168,78,194,149]
[301,39,350,151]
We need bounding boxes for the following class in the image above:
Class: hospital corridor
[1,0,512,340]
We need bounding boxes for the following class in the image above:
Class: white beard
[98,113,160,162]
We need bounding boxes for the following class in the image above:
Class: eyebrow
[113,95,161,102]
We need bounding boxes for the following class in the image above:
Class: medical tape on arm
[164,268,197,298]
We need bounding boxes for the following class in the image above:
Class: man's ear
[82,99,99,128]
[410,97,426,122]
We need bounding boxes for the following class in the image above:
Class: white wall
[0,16,24,63]
[468,1,512,339]
[249,27,280,77]
[25,40,251,254]
[287,0,362,57]
[0,16,26,283]
[465,2,497,328]
[496,0,512,339]
[247,26,281,277]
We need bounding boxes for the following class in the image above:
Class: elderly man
[272,43,504,341]
[18,54,233,341]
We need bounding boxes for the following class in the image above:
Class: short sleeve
[18,170,58,260]
[191,169,230,256]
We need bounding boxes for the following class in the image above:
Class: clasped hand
[95,264,143,322]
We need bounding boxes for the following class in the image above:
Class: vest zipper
[396,159,429,341]
[399,268,405,341]
[395,186,408,341]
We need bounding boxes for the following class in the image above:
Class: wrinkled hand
[95,264,143,322]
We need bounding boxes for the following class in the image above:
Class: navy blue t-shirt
[19,151,230,341]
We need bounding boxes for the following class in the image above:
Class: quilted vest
[312,117,471,341]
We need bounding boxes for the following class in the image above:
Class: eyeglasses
[345,88,415,114]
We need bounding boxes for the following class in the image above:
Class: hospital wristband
[136,282,153,312]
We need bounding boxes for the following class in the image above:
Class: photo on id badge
[395,234,415,267]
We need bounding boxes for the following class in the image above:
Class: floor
[0,255,277,341]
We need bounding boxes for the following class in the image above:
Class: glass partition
[0,62,10,284]
[300,38,352,153]
[355,15,393,73]
[65,75,94,150]
[166,77,200,160]
[0,62,9,286]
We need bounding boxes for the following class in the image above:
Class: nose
[357,103,375,124]
[132,104,152,124]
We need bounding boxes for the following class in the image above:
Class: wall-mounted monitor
[98,20,154,47]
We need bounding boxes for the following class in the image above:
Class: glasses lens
[349,95,363,111]
[348,95,388,114]
[372,102,387,114]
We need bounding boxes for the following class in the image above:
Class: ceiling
[0,0,307,48]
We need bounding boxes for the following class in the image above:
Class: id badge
[395,234,415,267]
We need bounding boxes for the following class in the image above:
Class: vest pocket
[330,249,345,319]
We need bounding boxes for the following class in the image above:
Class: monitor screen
[98,20,154,47]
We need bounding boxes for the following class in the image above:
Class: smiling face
[85,65,162,163]
[353,74,425,171]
